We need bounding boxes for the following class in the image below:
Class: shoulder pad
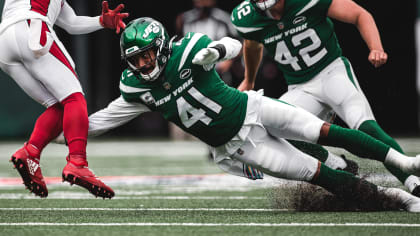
[231,1,254,27]
[172,32,212,71]
[119,69,146,94]
[231,1,266,35]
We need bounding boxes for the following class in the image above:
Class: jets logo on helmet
[143,21,161,38]
[120,17,174,82]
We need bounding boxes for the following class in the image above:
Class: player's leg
[280,86,357,174]
[0,63,62,197]
[0,21,66,197]
[358,120,420,195]
[311,162,420,212]
[20,21,114,198]
[231,126,420,212]
[258,96,420,176]
[287,139,358,175]
[321,57,420,195]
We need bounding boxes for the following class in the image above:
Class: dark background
[0,0,418,139]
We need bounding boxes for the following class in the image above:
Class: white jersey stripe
[178,33,204,71]
[233,25,263,34]
[188,87,222,113]
[296,0,320,16]
[119,81,151,93]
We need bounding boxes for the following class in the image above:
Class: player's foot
[10,142,48,198]
[411,185,420,198]
[398,155,420,177]
[337,155,359,176]
[62,155,114,199]
[381,187,420,212]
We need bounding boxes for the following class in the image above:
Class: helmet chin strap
[141,36,176,82]
[140,63,161,81]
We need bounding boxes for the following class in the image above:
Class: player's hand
[192,48,220,65]
[368,49,388,68]
[243,164,264,180]
[99,1,129,34]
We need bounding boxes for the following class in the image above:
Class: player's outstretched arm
[56,1,128,35]
[237,39,263,92]
[88,96,150,137]
[327,0,387,68]
[192,37,242,66]
[99,1,129,34]
[53,96,149,144]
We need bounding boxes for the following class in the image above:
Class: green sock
[359,120,404,153]
[322,124,389,162]
[287,140,328,163]
[310,163,378,201]
[359,120,409,184]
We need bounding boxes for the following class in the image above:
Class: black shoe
[337,154,359,176]
[412,185,420,198]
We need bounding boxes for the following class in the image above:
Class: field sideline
[0,138,420,235]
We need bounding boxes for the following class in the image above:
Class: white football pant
[0,20,83,108]
[214,92,324,181]
[280,57,375,129]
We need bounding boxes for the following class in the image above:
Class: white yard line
[0,194,266,200]
[0,208,286,212]
[0,222,420,227]
[0,140,208,158]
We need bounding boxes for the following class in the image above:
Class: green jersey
[119,32,248,147]
[231,0,342,85]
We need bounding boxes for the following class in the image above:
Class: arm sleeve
[311,0,333,16]
[88,96,150,137]
[208,37,242,61]
[55,2,103,35]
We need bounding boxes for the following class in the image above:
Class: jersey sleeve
[188,32,213,57]
[55,2,102,34]
[317,0,333,16]
[88,96,150,137]
[176,32,215,73]
[119,70,145,103]
[230,1,265,41]
[296,0,333,17]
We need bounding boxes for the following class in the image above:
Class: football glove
[99,1,129,34]
[243,163,264,180]
[192,47,221,66]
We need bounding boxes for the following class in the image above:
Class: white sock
[324,152,346,169]
[384,149,420,174]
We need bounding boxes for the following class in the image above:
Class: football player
[0,0,128,198]
[74,17,420,211]
[230,0,420,196]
